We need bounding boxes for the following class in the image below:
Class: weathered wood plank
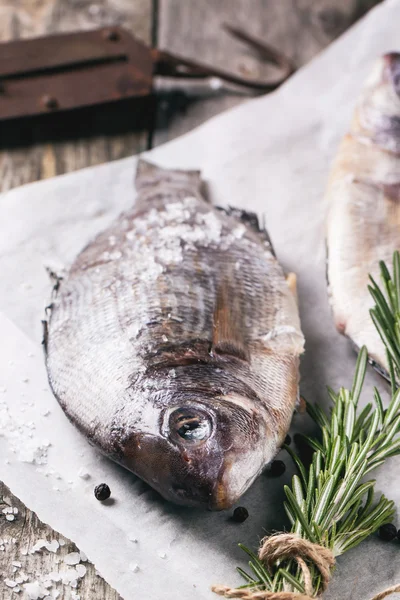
[0,482,122,600]
[153,0,383,146]
[0,0,152,193]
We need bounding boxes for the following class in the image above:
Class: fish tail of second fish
[134,158,204,206]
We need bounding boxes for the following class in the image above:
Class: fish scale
[45,159,304,509]
[327,53,400,377]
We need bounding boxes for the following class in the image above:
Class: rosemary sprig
[369,251,400,382]
[229,251,400,597]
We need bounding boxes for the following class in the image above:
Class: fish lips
[383,52,400,98]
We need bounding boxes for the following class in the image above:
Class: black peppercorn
[378,523,397,541]
[284,434,291,446]
[265,460,286,478]
[232,506,249,523]
[94,483,111,501]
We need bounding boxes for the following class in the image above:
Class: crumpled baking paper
[1,1,400,598]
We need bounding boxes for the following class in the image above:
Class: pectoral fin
[286,272,298,303]
[212,284,249,361]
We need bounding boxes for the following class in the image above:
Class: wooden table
[0,1,382,598]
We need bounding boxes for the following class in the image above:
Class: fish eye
[169,409,212,443]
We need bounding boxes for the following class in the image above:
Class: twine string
[370,585,400,600]
[211,533,400,600]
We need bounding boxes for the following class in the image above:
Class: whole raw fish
[326,53,400,377]
[44,159,304,509]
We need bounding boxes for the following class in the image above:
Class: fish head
[353,52,400,152]
[121,391,273,510]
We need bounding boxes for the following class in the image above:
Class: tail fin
[135,159,202,196]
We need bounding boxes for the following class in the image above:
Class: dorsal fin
[135,159,202,194]
[212,283,249,361]
[215,206,275,256]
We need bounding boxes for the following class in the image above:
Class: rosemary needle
[226,252,400,597]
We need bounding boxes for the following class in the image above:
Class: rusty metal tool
[0,25,294,122]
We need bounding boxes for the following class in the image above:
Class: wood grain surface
[0,482,121,599]
[0,0,152,193]
[154,0,383,146]
[0,1,383,598]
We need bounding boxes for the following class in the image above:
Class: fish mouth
[207,455,265,511]
[169,456,262,511]
[383,52,400,98]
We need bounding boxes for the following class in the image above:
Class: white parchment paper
[1,2,400,598]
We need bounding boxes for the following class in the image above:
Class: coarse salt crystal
[78,468,90,480]
[64,551,81,566]
[4,578,17,588]
[6,514,15,521]
[30,539,47,553]
[45,539,59,553]
[79,551,87,562]
[60,568,78,585]
[158,551,167,559]
[41,410,51,417]
[12,560,22,567]
[23,580,46,599]
[127,533,138,543]
[232,224,246,238]
[75,564,86,578]
[129,562,140,573]
[13,507,18,514]
[59,539,66,547]
[22,378,29,383]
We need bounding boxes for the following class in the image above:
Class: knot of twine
[211,533,400,600]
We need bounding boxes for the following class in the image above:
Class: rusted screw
[41,95,58,110]
[103,29,120,42]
